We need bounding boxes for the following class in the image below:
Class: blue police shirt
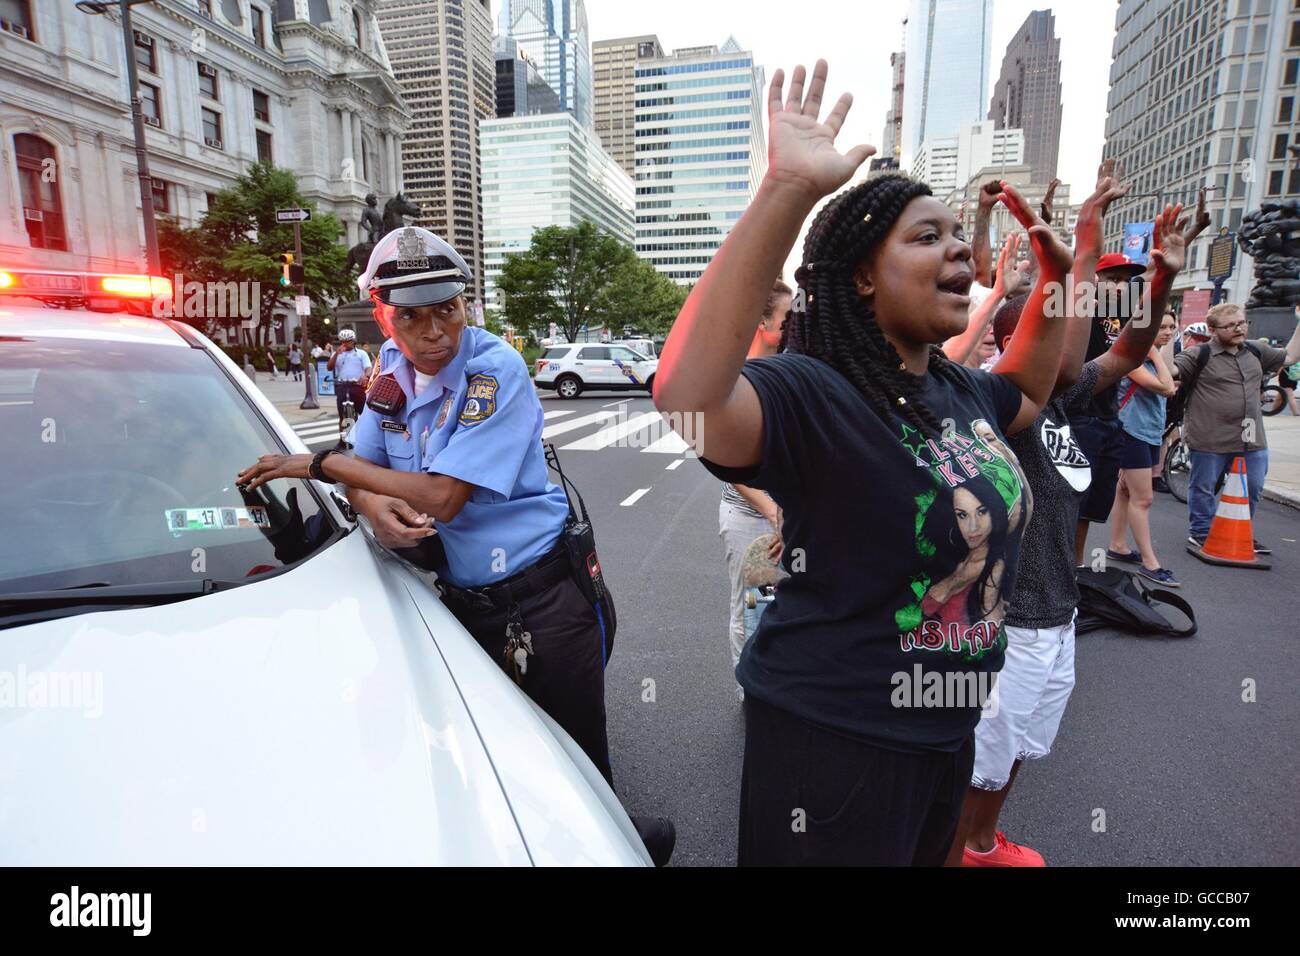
[348,326,570,588]
[333,347,372,383]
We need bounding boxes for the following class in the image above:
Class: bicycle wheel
[1262,385,1286,416]
[1165,436,1190,503]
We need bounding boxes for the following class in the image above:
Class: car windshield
[0,334,339,596]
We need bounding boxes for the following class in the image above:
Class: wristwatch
[309,447,342,483]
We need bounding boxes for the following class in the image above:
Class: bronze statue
[1237,198,1300,309]
[346,193,422,275]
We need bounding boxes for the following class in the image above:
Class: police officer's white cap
[359,226,473,308]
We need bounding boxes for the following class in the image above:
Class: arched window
[13,134,66,251]
[352,9,362,47]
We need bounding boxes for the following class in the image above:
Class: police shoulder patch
[460,373,499,426]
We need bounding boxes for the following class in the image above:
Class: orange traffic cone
[1187,456,1271,570]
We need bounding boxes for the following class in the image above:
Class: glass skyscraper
[498,0,593,129]
[633,39,767,285]
[901,0,994,166]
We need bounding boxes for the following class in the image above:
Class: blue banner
[1122,222,1155,265]
[316,360,334,396]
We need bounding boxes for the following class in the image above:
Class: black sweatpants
[738,694,974,866]
[446,574,613,785]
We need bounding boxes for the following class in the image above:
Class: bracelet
[309,447,341,484]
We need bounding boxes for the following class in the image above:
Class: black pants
[445,574,612,785]
[738,695,973,866]
[336,382,366,424]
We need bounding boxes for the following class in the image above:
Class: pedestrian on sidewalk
[1106,311,1180,586]
[719,278,790,700]
[1174,303,1300,553]
[265,348,278,381]
[655,60,1075,866]
[288,343,303,382]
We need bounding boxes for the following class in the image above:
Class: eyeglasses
[1212,320,1248,331]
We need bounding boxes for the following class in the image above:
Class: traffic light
[289,261,305,285]
[279,253,293,287]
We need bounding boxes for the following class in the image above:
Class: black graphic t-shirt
[701,353,1028,752]
[1081,297,1124,419]
[1005,360,1102,629]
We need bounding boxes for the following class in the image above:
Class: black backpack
[1167,341,1261,424]
[1075,567,1197,638]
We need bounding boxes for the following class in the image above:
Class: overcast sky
[492,1,1117,274]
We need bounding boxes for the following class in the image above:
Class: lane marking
[641,430,690,455]
[541,409,618,439]
[543,409,576,420]
[293,422,343,436]
[603,399,633,408]
[665,459,684,471]
[561,411,663,451]
[620,488,650,507]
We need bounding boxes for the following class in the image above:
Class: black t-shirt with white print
[701,353,1029,753]
[1004,360,1101,629]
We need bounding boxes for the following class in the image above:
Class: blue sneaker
[1137,566,1181,588]
[1106,548,1141,564]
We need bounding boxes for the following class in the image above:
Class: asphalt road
[538,388,1300,867]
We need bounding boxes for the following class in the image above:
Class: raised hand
[1150,203,1190,277]
[765,60,875,200]
[1040,178,1062,224]
[978,179,1002,211]
[998,181,1071,277]
[991,232,1031,298]
[1073,171,1130,262]
[1183,186,1212,244]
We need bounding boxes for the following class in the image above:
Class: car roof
[0,304,190,347]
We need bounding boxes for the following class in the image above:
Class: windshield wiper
[0,579,240,612]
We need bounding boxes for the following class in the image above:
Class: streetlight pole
[77,0,161,275]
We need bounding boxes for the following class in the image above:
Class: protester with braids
[654,61,1075,866]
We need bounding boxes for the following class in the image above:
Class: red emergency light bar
[0,269,172,313]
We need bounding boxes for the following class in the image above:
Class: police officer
[328,328,371,426]
[237,226,674,864]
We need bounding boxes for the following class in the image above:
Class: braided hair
[785,174,967,437]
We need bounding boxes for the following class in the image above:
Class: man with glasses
[1173,303,1300,551]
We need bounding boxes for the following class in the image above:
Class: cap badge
[395,227,429,271]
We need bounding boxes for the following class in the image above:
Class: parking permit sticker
[165,506,269,533]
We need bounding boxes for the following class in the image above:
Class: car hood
[0,532,532,865]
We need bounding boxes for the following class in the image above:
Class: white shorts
[971,615,1077,791]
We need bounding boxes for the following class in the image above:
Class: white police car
[533,343,657,399]
[0,268,650,866]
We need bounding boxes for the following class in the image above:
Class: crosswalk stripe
[620,488,650,507]
[541,410,617,439]
[665,459,684,470]
[543,409,575,420]
[560,411,664,451]
[641,430,690,455]
[293,423,342,437]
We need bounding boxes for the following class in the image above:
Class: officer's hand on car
[237,453,313,491]
[356,494,436,549]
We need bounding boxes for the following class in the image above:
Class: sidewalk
[248,369,339,427]
[1262,411,1300,509]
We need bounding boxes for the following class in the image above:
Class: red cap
[1096,253,1145,277]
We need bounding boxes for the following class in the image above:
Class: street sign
[295,295,310,316]
[1207,234,1236,282]
[276,208,311,223]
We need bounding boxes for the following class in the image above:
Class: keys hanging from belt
[503,603,534,686]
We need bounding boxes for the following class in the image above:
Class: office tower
[912,120,1024,196]
[901,0,994,166]
[989,9,1062,184]
[593,35,665,178]
[378,0,495,303]
[480,113,634,310]
[634,38,767,285]
[495,35,561,118]
[882,49,906,163]
[498,0,593,129]
[1101,0,1300,305]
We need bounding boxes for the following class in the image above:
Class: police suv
[533,343,657,399]
[0,268,649,866]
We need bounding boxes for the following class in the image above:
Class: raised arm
[1093,203,1188,392]
[1057,160,1129,392]
[989,182,1075,434]
[943,232,1027,366]
[653,61,873,468]
[970,180,1001,286]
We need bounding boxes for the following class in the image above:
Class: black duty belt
[438,544,570,616]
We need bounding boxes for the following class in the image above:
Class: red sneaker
[962,831,1046,867]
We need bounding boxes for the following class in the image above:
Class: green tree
[157,162,352,347]
[496,221,685,342]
